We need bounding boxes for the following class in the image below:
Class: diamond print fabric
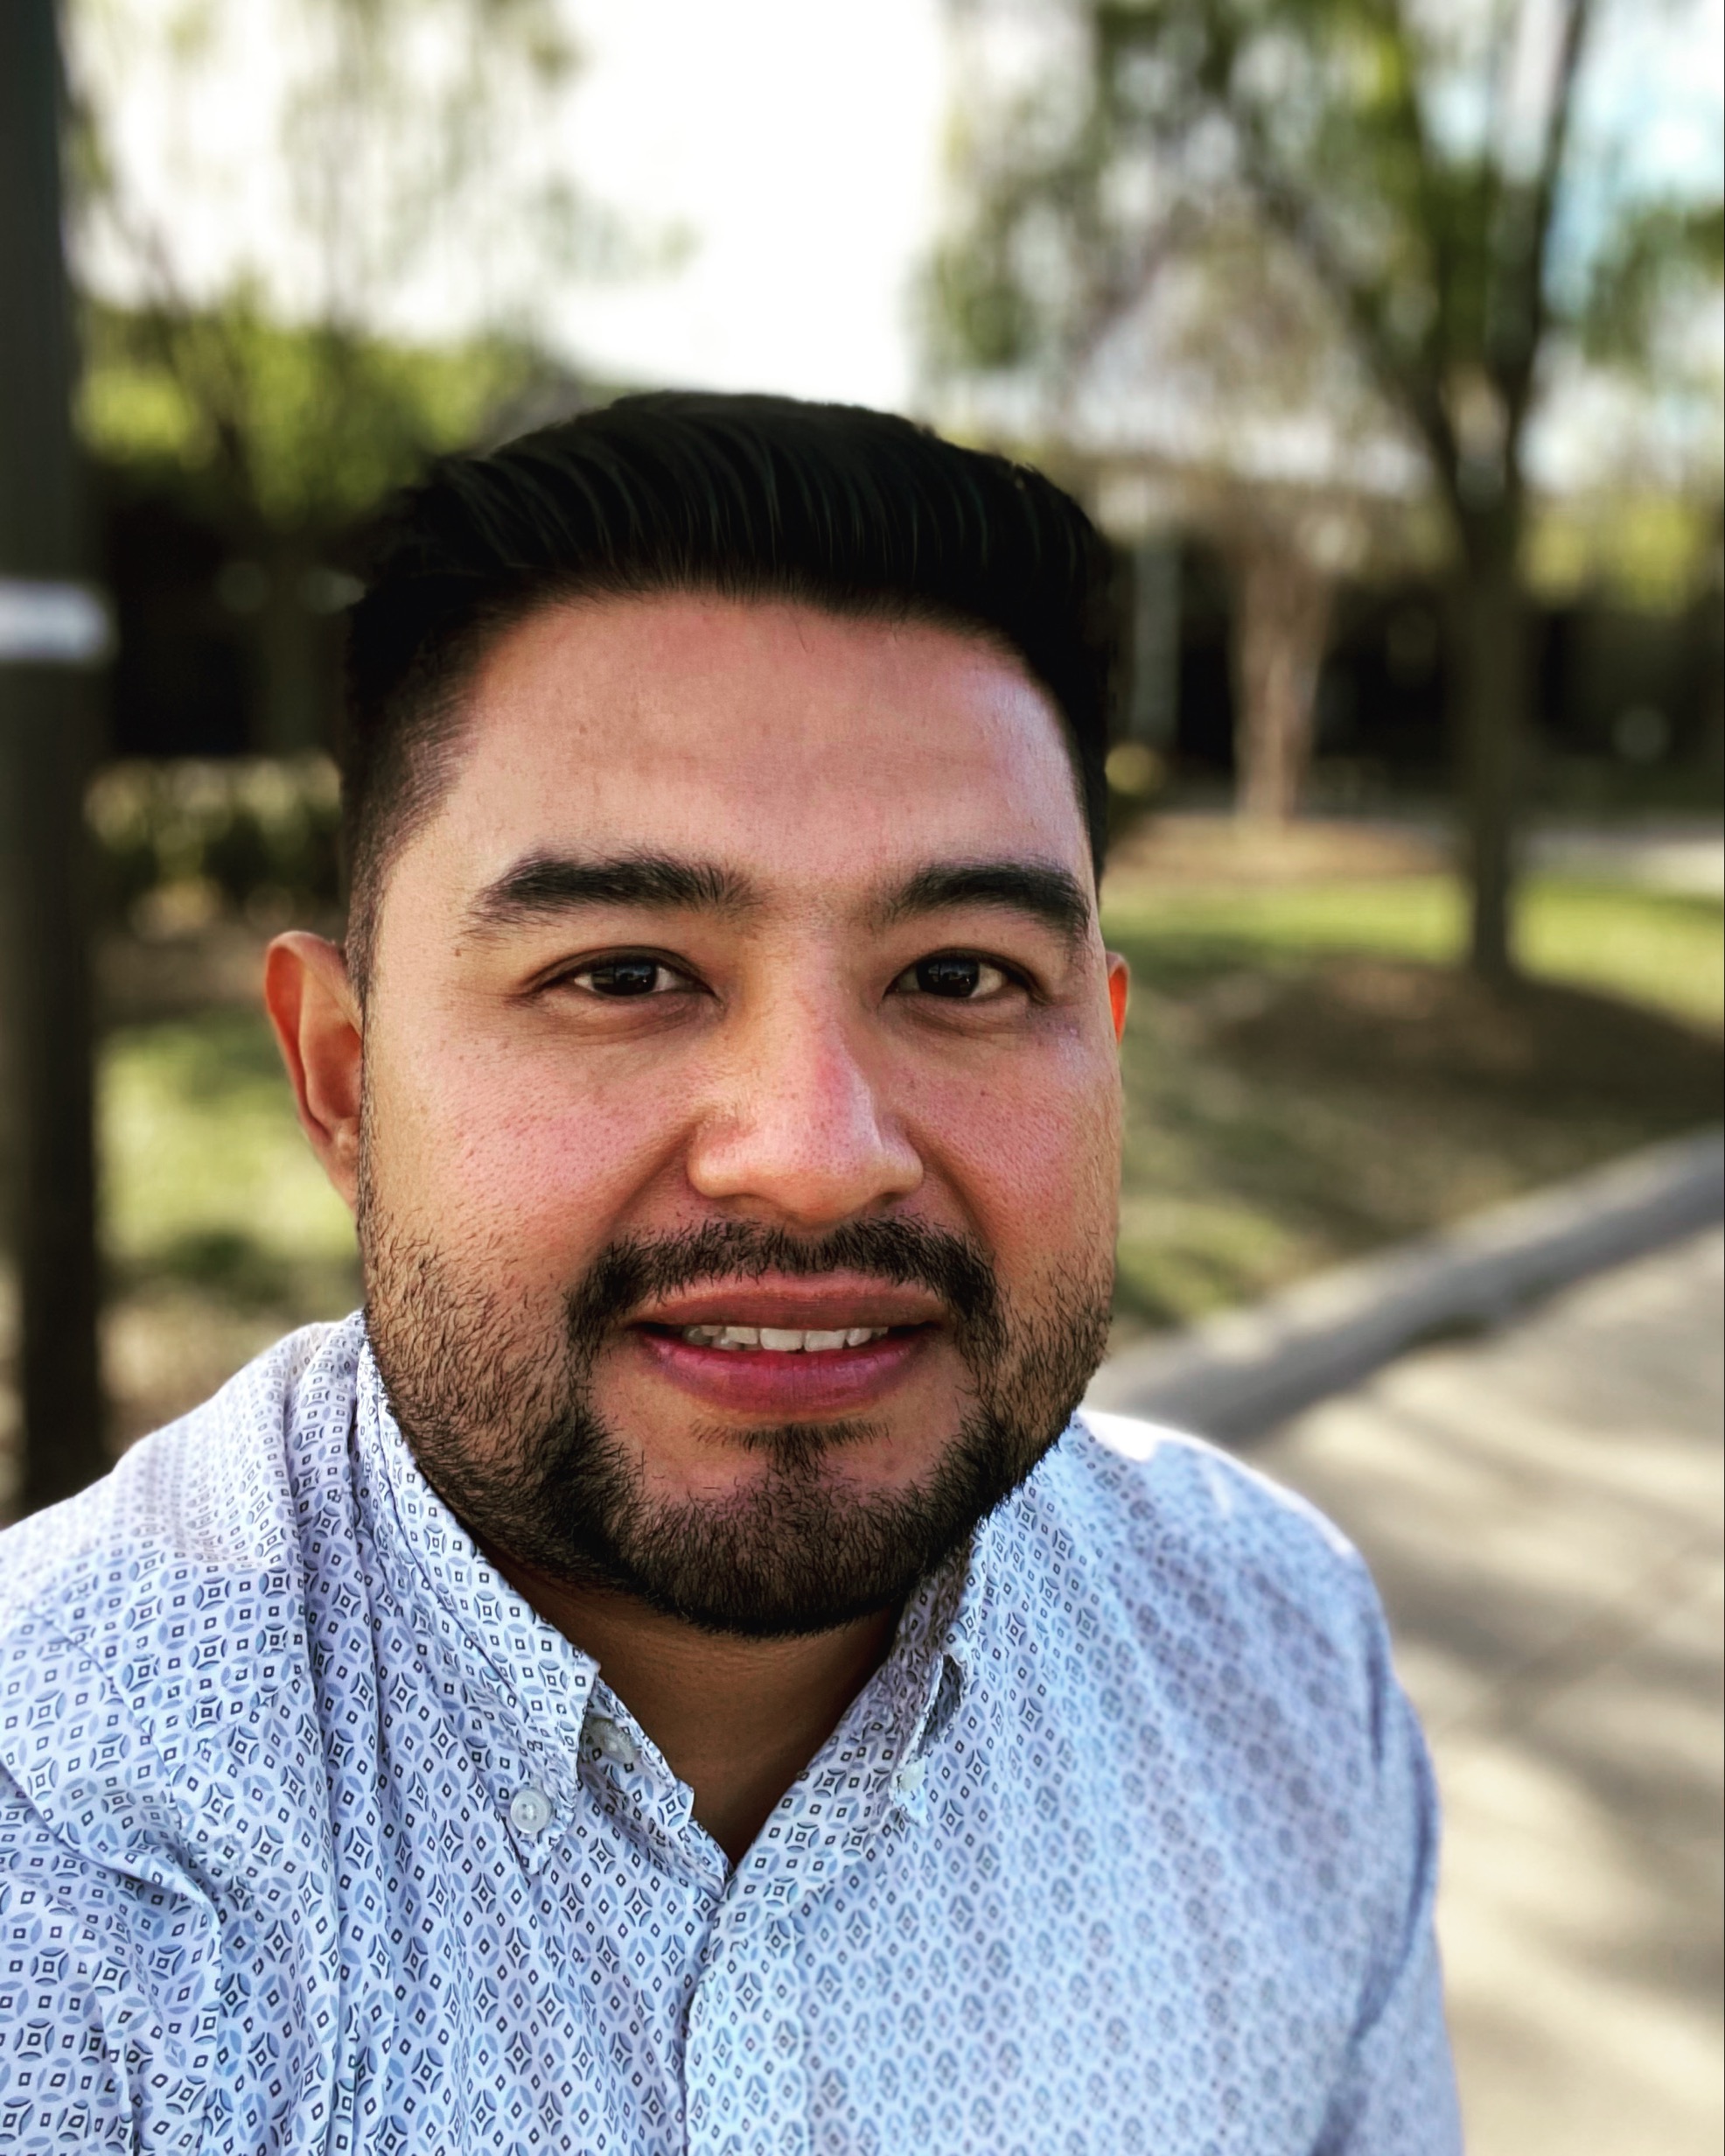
[0,1316,1460,2151]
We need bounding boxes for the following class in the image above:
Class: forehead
[409,593,1091,904]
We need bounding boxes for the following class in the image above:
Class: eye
[895,954,1016,1001]
[568,956,690,998]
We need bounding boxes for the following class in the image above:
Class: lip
[632,1328,929,1417]
[623,1271,949,1419]
[631,1273,946,1334]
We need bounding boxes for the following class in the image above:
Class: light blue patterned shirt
[0,1316,1459,2152]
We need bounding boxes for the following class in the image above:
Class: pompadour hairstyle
[340,390,1117,987]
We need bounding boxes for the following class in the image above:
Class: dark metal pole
[0,0,108,1512]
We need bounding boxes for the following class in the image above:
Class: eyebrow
[464,850,759,931]
[877,860,1094,948]
[462,848,1094,948]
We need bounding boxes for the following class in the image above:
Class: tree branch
[1497,0,1596,451]
[1227,115,1459,494]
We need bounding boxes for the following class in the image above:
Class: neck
[484,1550,899,1866]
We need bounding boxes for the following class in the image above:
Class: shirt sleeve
[1315,1597,1464,2154]
[0,1768,212,2153]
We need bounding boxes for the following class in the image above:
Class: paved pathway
[1252,1227,1723,2156]
[1528,822,1725,899]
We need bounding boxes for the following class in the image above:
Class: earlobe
[263,933,364,1213]
[1107,953,1130,1045]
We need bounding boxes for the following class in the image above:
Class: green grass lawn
[94,868,1722,1440]
[101,1007,360,1444]
[104,1006,359,1295]
[1100,875,1724,1026]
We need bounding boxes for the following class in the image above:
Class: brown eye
[577,958,678,997]
[897,956,1012,1000]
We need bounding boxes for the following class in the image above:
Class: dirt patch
[1214,960,1724,1120]
[1107,949,1722,1341]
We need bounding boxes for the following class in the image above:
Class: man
[0,394,1459,2152]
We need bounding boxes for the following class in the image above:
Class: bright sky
[553,0,950,409]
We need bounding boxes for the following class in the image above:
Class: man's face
[332,595,1126,1634]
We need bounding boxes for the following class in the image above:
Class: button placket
[683,1928,810,2156]
[695,1536,984,2146]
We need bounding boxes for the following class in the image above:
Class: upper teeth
[681,1325,889,1351]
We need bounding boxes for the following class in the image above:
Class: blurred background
[0,1,1720,2147]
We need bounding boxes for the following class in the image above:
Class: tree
[1066,209,1416,828]
[65,0,616,749]
[929,0,1724,977]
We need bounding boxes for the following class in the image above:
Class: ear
[1106,951,1130,1045]
[264,932,364,1214]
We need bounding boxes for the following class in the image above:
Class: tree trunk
[1230,539,1332,823]
[1453,520,1529,983]
[1697,506,1723,777]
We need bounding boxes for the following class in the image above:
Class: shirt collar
[353,1342,602,1803]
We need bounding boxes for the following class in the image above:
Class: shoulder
[1001,1410,1393,1717]
[998,1420,1454,2127]
[0,1318,365,1916]
[0,1315,364,1657]
[0,1317,366,2154]
[1024,1407,1367,1593]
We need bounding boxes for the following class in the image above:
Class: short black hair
[341,390,1117,987]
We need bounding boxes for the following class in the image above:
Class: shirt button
[589,1716,639,1769]
[891,1757,926,1801]
[508,1785,554,1837]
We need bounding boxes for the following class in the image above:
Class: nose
[685,989,923,1228]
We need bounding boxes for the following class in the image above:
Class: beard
[360,1180,1112,1640]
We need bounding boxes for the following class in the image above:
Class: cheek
[364,1032,695,1281]
[909,1032,1121,1275]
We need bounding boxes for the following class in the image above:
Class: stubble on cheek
[354,1074,566,1480]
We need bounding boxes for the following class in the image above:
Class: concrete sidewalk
[1252,1228,1723,2156]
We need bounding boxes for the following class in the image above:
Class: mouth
[665,1321,893,1353]
[624,1276,946,1418]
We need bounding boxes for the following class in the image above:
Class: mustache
[564,1216,1003,1354]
